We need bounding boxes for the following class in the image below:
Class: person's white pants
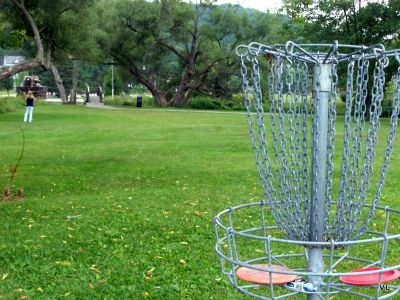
[24,106,33,123]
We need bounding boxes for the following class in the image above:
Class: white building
[0,55,25,66]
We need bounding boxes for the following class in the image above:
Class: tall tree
[0,0,99,103]
[100,0,187,106]
[99,0,211,106]
[99,0,292,106]
[282,0,400,45]
[0,0,50,80]
[202,4,300,98]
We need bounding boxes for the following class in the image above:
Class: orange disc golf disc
[236,264,299,284]
[339,267,400,286]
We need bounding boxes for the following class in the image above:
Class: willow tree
[0,0,99,103]
[99,0,296,106]
[0,0,49,80]
[98,0,210,106]
[282,0,400,45]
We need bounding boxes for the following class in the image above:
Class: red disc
[236,264,299,284]
[339,267,400,286]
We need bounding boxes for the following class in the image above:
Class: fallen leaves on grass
[143,267,155,280]
[194,211,208,217]
[55,261,71,266]
[89,265,100,274]
[142,291,150,297]
[179,259,186,265]
[1,273,8,280]
[66,215,81,220]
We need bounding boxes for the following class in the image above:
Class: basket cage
[213,41,400,299]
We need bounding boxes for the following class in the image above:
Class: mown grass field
[0,102,399,299]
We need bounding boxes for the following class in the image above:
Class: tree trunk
[171,63,213,106]
[70,60,79,104]
[131,69,168,107]
[172,85,189,106]
[153,90,168,107]
[146,83,167,107]
[51,63,67,103]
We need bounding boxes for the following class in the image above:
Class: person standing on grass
[24,90,35,123]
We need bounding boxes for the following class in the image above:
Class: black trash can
[137,96,142,108]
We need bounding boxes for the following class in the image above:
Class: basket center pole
[307,63,332,299]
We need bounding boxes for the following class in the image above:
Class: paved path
[45,94,115,109]
[84,94,115,109]
[85,102,116,109]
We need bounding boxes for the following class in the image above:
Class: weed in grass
[1,125,25,201]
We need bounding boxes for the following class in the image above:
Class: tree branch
[156,38,186,62]
[126,19,138,33]
[11,0,44,59]
[0,0,49,80]
[57,6,71,17]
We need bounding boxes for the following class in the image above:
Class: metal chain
[325,55,338,237]
[300,62,310,236]
[238,43,400,243]
[347,58,384,237]
[356,59,399,238]
[244,54,280,216]
[334,60,355,240]
[340,57,369,240]
[284,58,306,238]
[267,56,292,234]
[310,66,320,241]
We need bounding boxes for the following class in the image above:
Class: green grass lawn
[0,103,399,299]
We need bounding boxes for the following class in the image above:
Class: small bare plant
[1,126,25,201]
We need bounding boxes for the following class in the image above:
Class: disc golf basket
[213,41,400,299]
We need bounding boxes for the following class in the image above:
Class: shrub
[189,96,226,110]
[335,101,346,116]
[382,80,396,117]
[0,96,24,114]
[141,95,156,107]
[226,94,246,111]
[104,94,156,108]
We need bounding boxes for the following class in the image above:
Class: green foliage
[14,72,28,88]
[103,94,155,107]
[382,79,396,117]
[189,96,226,110]
[0,27,26,49]
[98,0,295,105]
[335,101,346,116]
[188,94,351,116]
[0,10,27,49]
[282,0,400,45]
[225,94,247,111]
[0,96,24,114]
[1,0,100,68]
[0,77,14,94]
[103,67,123,96]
